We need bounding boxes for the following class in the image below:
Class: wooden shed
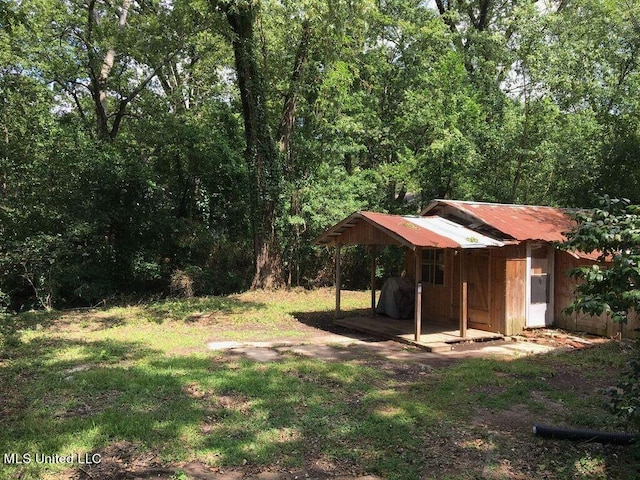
[316,200,639,341]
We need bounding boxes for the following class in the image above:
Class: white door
[526,243,554,328]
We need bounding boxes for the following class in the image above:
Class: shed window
[422,249,445,286]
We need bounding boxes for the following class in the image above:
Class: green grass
[0,289,637,479]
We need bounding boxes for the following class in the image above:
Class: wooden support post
[335,243,342,319]
[414,248,422,342]
[460,249,468,338]
[370,245,377,316]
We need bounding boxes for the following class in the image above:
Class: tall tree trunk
[277,19,311,287]
[86,0,132,140]
[84,0,172,140]
[98,0,132,117]
[224,1,284,289]
[277,19,311,162]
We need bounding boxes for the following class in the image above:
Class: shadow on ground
[291,309,387,342]
[1,309,637,480]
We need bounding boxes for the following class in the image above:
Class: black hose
[533,423,637,445]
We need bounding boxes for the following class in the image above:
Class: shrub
[608,340,640,431]
[170,266,204,298]
[0,290,9,314]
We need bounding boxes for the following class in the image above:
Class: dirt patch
[514,328,611,349]
[51,390,121,419]
[68,441,173,479]
[473,404,536,436]
[546,366,619,395]
[68,445,383,480]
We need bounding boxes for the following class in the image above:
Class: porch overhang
[314,211,505,250]
[316,211,507,343]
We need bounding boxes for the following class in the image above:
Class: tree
[5,0,640,305]
[526,0,640,203]
[562,196,640,325]
[213,0,284,289]
[562,196,640,431]
[1,0,252,307]
[211,0,374,288]
[29,0,202,140]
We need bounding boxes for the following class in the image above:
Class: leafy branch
[562,196,640,324]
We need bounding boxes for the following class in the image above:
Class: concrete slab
[207,332,558,364]
[335,316,503,352]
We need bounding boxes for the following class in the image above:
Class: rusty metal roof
[421,200,575,242]
[315,211,505,249]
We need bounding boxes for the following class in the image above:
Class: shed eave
[313,212,416,248]
[316,212,502,250]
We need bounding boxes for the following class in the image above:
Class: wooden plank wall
[408,246,523,334]
[490,251,507,334]
[450,251,461,323]
[501,245,527,336]
[338,220,402,245]
[405,248,457,326]
[404,247,415,280]
[554,251,639,339]
[422,249,456,325]
[403,244,640,339]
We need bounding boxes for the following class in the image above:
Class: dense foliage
[563,197,640,324]
[2,0,640,309]
[562,197,640,430]
[608,340,640,432]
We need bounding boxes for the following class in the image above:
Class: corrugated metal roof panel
[314,211,505,249]
[360,212,460,248]
[403,216,504,248]
[568,249,603,262]
[423,200,574,242]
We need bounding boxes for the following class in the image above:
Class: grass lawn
[0,288,638,480]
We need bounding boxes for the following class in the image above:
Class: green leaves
[607,341,640,429]
[4,0,640,301]
[562,199,640,433]
[562,196,640,324]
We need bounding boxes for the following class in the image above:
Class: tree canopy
[2,0,640,309]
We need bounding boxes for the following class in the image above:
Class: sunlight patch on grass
[372,405,406,418]
[44,345,90,364]
[267,427,302,444]
[13,288,370,355]
[1,290,635,480]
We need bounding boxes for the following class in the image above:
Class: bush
[608,340,640,431]
[563,197,640,435]
[205,240,253,295]
[170,266,204,298]
[0,290,8,313]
